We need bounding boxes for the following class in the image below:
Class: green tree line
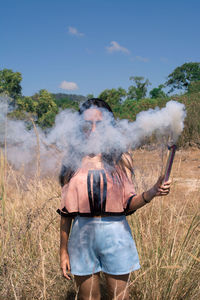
[0,63,200,146]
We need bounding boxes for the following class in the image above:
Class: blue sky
[1,0,200,97]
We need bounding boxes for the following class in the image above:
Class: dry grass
[0,148,200,299]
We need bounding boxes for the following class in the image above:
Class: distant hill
[50,93,87,110]
[51,93,87,103]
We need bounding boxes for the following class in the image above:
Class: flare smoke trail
[0,95,186,173]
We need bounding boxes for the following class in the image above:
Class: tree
[33,89,58,128]
[99,88,127,107]
[54,97,79,110]
[0,69,22,100]
[127,76,151,100]
[98,88,126,117]
[86,94,94,99]
[188,81,200,94]
[9,89,58,129]
[149,84,167,99]
[16,96,38,113]
[165,62,200,93]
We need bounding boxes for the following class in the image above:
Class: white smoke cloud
[0,95,186,173]
[127,101,186,143]
[0,95,45,169]
[106,41,130,54]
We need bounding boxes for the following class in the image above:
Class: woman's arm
[60,216,73,279]
[128,176,171,211]
[121,152,171,212]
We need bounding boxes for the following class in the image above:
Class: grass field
[0,147,200,299]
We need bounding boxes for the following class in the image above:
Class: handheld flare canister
[163,144,177,182]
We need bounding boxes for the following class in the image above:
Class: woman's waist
[74,214,126,223]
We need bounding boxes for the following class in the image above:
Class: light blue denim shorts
[68,215,140,276]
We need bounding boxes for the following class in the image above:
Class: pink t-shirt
[57,154,136,217]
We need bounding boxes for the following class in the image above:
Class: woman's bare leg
[104,273,130,300]
[74,272,101,300]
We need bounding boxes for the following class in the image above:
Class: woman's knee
[74,273,101,300]
[104,273,130,300]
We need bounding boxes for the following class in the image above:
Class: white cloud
[106,41,130,54]
[135,56,149,63]
[68,26,84,37]
[59,81,79,91]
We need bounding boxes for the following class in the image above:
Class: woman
[57,98,171,300]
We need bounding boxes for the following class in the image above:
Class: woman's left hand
[153,176,172,197]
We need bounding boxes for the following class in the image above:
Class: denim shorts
[68,215,140,276]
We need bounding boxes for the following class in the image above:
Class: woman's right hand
[60,251,71,280]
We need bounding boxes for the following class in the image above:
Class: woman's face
[82,108,103,136]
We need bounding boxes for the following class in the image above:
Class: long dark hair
[79,98,114,115]
[59,98,134,186]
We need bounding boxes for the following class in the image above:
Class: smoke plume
[0,95,186,173]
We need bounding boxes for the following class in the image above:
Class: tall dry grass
[128,148,200,299]
[0,148,200,299]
